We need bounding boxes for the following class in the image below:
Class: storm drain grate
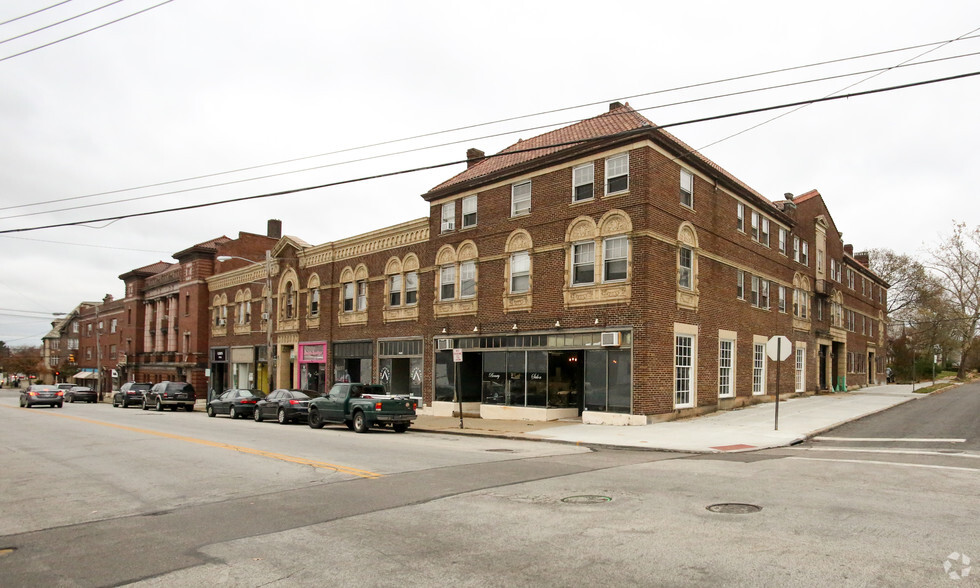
[561,495,612,504]
[706,503,762,514]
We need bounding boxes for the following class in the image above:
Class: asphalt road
[0,386,977,587]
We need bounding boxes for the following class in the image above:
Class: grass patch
[912,382,956,394]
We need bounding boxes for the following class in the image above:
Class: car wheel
[207,405,215,417]
[229,406,237,419]
[393,424,409,433]
[56,402,64,408]
[352,411,368,433]
[155,399,163,412]
[68,395,74,403]
[142,401,148,411]
[277,408,288,425]
[308,407,325,429]
[20,398,26,408]
[253,407,263,422]
[122,399,128,408]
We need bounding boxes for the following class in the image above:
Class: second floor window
[460,261,476,298]
[572,242,595,285]
[310,289,319,316]
[356,281,367,311]
[343,283,354,312]
[511,251,530,293]
[603,237,628,282]
[389,274,402,306]
[440,266,456,300]
[405,271,418,304]
[678,246,693,290]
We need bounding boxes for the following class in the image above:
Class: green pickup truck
[308,383,417,433]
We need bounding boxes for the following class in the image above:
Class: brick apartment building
[43,228,280,396]
[206,103,888,424]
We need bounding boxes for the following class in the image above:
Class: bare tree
[867,249,933,319]
[925,222,980,379]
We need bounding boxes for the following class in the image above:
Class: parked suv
[143,381,196,412]
[113,382,151,408]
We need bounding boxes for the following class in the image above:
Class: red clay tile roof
[425,104,780,215]
[134,261,174,274]
[792,190,820,204]
[428,104,652,193]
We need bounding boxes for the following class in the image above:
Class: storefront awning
[73,370,99,380]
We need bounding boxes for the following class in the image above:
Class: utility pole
[95,304,103,401]
[266,250,275,394]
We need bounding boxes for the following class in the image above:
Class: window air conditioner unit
[436,338,453,351]
[600,332,621,347]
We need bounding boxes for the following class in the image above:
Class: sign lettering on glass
[302,345,325,362]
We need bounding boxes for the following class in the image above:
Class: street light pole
[265,250,275,394]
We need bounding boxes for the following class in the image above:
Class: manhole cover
[706,503,762,514]
[486,449,514,453]
[561,495,612,504]
[0,547,16,557]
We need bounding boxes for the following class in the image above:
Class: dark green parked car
[308,383,417,433]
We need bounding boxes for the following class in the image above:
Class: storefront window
[507,351,526,406]
[526,351,548,407]
[584,349,631,413]
[434,352,455,402]
[482,352,506,404]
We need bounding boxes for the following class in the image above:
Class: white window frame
[778,285,786,313]
[750,275,760,307]
[678,246,693,290]
[343,282,354,312]
[719,338,734,398]
[679,169,693,208]
[760,218,770,247]
[440,266,456,301]
[778,228,787,255]
[571,241,595,286]
[736,269,744,300]
[605,153,629,195]
[511,181,531,216]
[441,202,455,232]
[462,195,477,228]
[801,241,809,266]
[752,342,766,395]
[510,251,530,294]
[389,274,402,307]
[460,260,476,299]
[572,163,594,202]
[751,211,759,241]
[674,334,694,408]
[603,236,628,283]
[405,271,418,305]
[793,236,801,262]
[736,203,745,232]
[356,280,367,311]
[795,346,806,392]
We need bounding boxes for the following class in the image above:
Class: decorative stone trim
[503,292,532,313]
[338,310,367,326]
[433,298,478,318]
[384,305,419,323]
[564,283,631,308]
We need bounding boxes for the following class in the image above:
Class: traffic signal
[68,354,75,363]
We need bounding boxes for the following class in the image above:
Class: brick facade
[204,104,888,423]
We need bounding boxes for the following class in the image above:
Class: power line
[0,308,65,315]
[0,234,171,253]
[2,68,978,235]
[0,0,126,46]
[3,32,979,213]
[0,0,174,64]
[5,49,980,222]
[0,0,75,27]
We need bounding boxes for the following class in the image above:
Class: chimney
[465,148,485,169]
[609,101,623,111]
[855,251,870,267]
[844,244,854,256]
[267,219,282,240]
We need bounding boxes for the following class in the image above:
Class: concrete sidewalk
[411,383,938,453]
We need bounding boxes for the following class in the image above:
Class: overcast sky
[1,0,978,346]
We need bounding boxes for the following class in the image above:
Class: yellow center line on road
[5,405,383,479]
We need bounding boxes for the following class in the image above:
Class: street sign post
[766,335,792,430]
[453,349,464,429]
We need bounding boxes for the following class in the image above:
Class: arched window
[676,222,699,310]
[308,274,321,317]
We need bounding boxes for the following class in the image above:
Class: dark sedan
[253,389,312,424]
[66,386,98,403]
[21,385,64,408]
[207,388,266,419]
